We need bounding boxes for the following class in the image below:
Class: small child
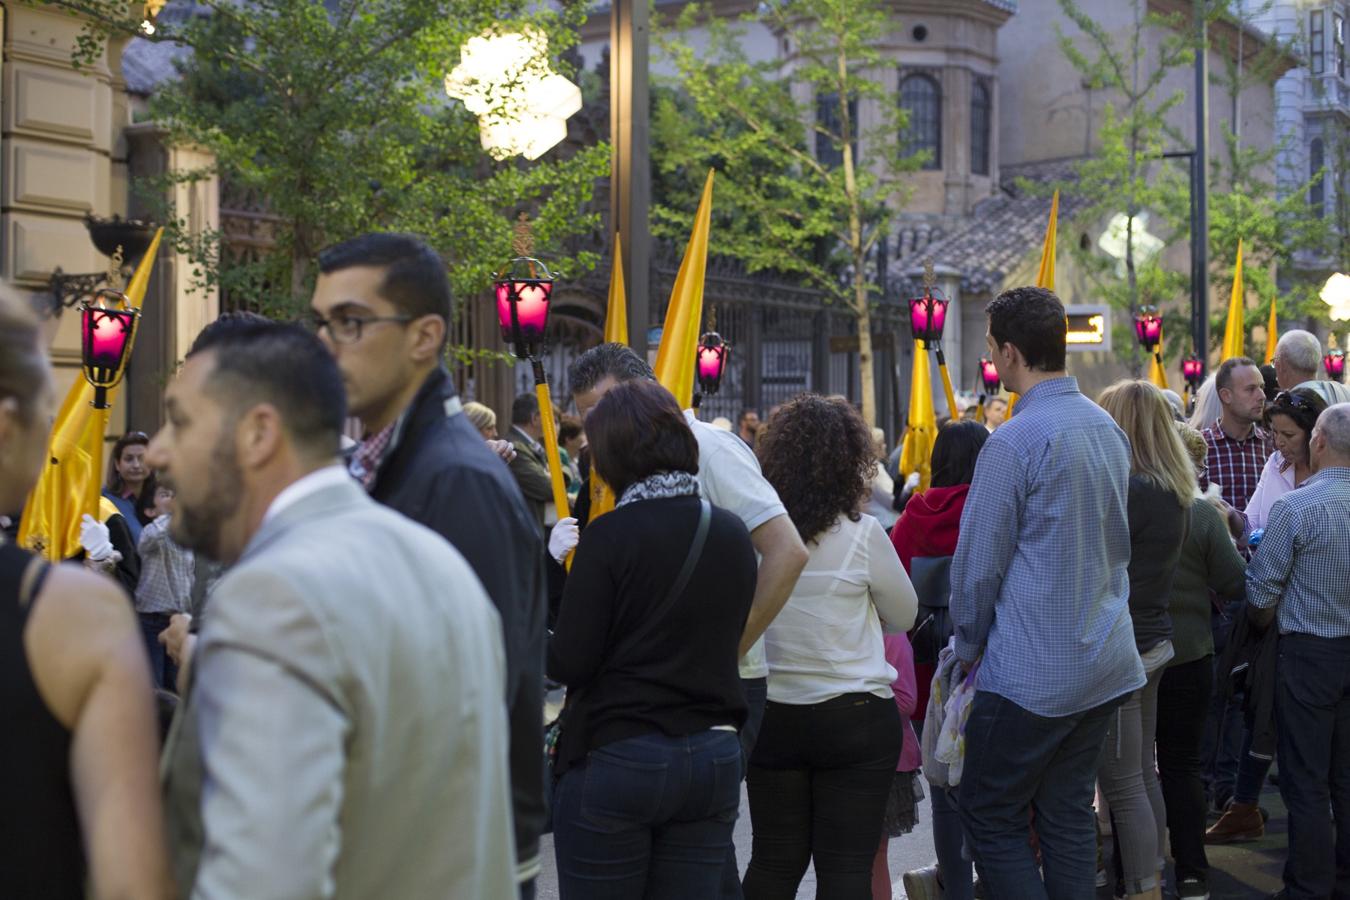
[872,632,924,900]
[135,485,194,692]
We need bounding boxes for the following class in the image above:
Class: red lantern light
[1182,355,1204,391]
[696,332,729,397]
[79,288,140,410]
[493,255,554,359]
[1134,306,1163,352]
[1326,348,1346,382]
[978,357,1000,394]
[908,293,949,347]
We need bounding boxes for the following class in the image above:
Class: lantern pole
[923,261,960,421]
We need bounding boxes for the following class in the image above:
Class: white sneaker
[902,865,943,900]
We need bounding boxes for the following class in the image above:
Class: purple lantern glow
[1134,306,1163,352]
[1326,348,1346,382]
[978,358,1000,394]
[908,293,949,346]
[79,288,140,408]
[1182,355,1204,391]
[493,255,555,357]
[696,332,729,397]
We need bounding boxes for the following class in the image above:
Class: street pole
[1194,0,1210,368]
[610,0,650,352]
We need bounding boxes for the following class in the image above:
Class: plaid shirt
[134,515,194,616]
[951,377,1146,717]
[1199,418,1274,512]
[1247,467,1350,638]
[350,420,399,491]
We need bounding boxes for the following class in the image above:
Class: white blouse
[1244,450,1300,533]
[763,514,918,705]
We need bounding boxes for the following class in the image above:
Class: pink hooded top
[884,632,921,773]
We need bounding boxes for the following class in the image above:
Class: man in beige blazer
[149,317,515,899]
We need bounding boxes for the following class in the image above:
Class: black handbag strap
[618,498,711,654]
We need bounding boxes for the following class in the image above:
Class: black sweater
[1125,475,1189,655]
[547,494,757,773]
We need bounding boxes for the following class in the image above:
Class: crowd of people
[2,234,1349,900]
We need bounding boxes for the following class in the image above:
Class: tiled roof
[888,158,1086,294]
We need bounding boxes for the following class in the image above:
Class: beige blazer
[162,476,515,899]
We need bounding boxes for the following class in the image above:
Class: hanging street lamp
[80,286,141,410]
[492,214,573,564]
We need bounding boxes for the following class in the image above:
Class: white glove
[79,514,117,562]
[548,517,579,563]
[905,472,921,491]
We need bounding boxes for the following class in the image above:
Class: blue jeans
[720,677,767,900]
[553,730,742,900]
[137,612,178,692]
[931,784,974,900]
[958,690,1124,900]
[1274,633,1350,899]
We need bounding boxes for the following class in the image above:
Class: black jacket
[368,367,547,873]
[1218,602,1279,760]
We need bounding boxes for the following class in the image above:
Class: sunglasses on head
[1272,391,1313,411]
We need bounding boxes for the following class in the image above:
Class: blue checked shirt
[951,377,1146,717]
[1246,467,1350,638]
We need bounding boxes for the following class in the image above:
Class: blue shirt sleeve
[950,433,1026,664]
[1246,496,1297,611]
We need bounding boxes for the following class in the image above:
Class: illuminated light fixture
[1134,305,1163,352]
[80,288,141,410]
[978,358,1000,394]
[1323,273,1350,321]
[1097,212,1164,277]
[493,214,555,359]
[445,28,583,161]
[907,292,948,347]
[695,331,729,404]
[1182,355,1204,392]
[1325,334,1346,382]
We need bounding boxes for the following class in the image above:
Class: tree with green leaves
[653,0,921,427]
[1047,0,1194,371]
[43,0,608,319]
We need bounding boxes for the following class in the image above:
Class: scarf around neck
[616,471,701,508]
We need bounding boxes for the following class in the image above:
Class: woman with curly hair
[743,394,918,900]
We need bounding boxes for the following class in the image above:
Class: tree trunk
[837,49,876,427]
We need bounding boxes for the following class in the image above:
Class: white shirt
[764,514,918,704]
[1244,450,1300,533]
[685,410,789,679]
[264,464,353,524]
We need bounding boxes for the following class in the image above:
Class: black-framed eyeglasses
[307,311,412,345]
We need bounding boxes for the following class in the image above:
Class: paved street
[538,777,1289,898]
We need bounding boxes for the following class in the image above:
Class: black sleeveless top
[0,542,86,898]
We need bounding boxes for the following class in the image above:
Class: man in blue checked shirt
[950,286,1145,900]
[1247,402,1350,900]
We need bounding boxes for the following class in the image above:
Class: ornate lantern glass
[978,358,1000,394]
[493,255,554,358]
[1182,355,1204,391]
[1326,348,1346,382]
[696,332,729,397]
[908,294,948,346]
[80,288,140,409]
[1134,306,1163,352]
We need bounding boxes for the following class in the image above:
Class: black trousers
[1157,655,1213,882]
[743,692,901,900]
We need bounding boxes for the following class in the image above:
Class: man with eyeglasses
[310,232,548,899]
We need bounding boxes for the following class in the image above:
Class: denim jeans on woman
[958,689,1124,900]
[552,729,742,900]
[743,692,902,900]
[1097,664,1166,896]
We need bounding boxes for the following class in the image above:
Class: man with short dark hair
[1247,403,1350,899]
[508,392,554,528]
[1200,357,1274,513]
[150,319,515,898]
[951,285,1144,897]
[984,396,1008,431]
[738,408,761,448]
[311,232,548,897]
[568,343,809,898]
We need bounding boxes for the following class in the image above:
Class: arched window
[816,91,858,169]
[1311,137,1325,218]
[971,80,991,176]
[899,73,941,170]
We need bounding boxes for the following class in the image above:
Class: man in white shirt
[569,343,809,899]
[149,317,515,899]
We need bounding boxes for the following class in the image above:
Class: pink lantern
[1326,348,1346,382]
[696,332,729,397]
[1134,306,1163,352]
[493,256,554,358]
[978,357,1000,394]
[908,293,948,346]
[79,288,140,410]
[1182,355,1204,391]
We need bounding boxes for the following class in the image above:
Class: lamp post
[493,215,573,563]
[1325,334,1346,382]
[909,261,958,420]
[80,287,141,410]
[694,330,729,413]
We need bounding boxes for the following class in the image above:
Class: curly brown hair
[756,393,877,543]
